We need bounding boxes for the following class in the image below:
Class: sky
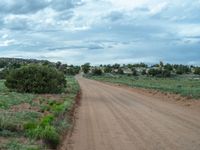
[0,0,200,65]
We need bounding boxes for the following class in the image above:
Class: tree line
[81,62,200,77]
[0,58,80,79]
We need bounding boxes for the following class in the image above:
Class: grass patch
[0,76,80,149]
[89,74,200,99]
[0,111,41,132]
[25,115,59,148]
[0,80,36,109]
[0,140,41,150]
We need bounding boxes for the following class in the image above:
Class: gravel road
[60,76,200,150]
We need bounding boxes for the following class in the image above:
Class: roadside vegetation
[0,59,80,150]
[0,57,200,149]
[84,62,200,99]
[89,75,200,99]
[0,76,79,149]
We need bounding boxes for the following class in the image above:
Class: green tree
[82,63,90,74]
[92,68,102,75]
[5,64,66,94]
[141,69,147,75]
[113,63,120,69]
[194,67,200,75]
[117,68,124,74]
[104,65,112,73]
[132,68,137,76]
[56,61,62,69]
[164,63,173,71]
[148,68,171,77]
[174,64,191,74]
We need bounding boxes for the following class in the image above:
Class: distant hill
[0,57,53,68]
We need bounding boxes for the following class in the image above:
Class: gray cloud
[0,0,50,14]
[104,11,125,22]
[0,0,84,15]
[0,0,200,65]
[51,0,84,11]
[57,10,74,20]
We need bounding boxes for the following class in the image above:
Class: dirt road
[61,76,200,150]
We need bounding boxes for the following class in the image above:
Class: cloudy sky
[0,0,200,65]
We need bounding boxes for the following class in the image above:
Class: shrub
[104,66,112,73]
[194,67,200,75]
[26,115,59,148]
[174,65,191,74]
[148,69,162,77]
[5,64,66,94]
[148,69,171,77]
[117,68,124,74]
[28,125,59,148]
[65,66,80,75]
[40,125,59,148]
[92,68,102,75]
[81,63,90,74]
[132,68,137,76]
[141,69,147,75]
[0,69,9,79]
[162,69,171,77]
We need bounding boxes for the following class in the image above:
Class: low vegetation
[0,76,80,150]
[88,74,200,99]
[0,58,81,79]
[5,64,66,94]
[82,61,200,99]
[0,58,200,149]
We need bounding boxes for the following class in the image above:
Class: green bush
[104,66,112,73]
[40,125,59,147]
[81,63,90,74]
[117,68,124,74]
[174,65,191,74]
[194,67,200,75]
[148,69,171,77]
[39,115,54,127]
[5,64,66,94]
[132,68,137,76]
[28,125,59,148]
[0,69,9,79]
[92,68,102,75]
[26,115,59,148]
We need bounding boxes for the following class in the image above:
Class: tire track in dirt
[61,76,200,150]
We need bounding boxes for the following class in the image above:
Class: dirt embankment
[61,76,200,150]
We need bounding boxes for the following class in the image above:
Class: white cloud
[2,34,8,39]
[149,1,168,15]
[178,24,200,37]
[108,0,148,10]
[0,39,16,46]
[0,0,200,65]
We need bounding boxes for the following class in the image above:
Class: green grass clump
[66,76,80,95]
[0,140,41,150]
[26,115,59,148]
[0,111,41,132]
[0,129,18,137]
[0,80,36,109]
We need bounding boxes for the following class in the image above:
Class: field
[0,76,79,150]
[89,74,200,99]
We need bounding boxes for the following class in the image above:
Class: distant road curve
[60,76,200,150]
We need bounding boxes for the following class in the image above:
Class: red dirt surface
[61,76,200,150]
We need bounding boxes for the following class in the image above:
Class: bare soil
[61,76,200,150]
